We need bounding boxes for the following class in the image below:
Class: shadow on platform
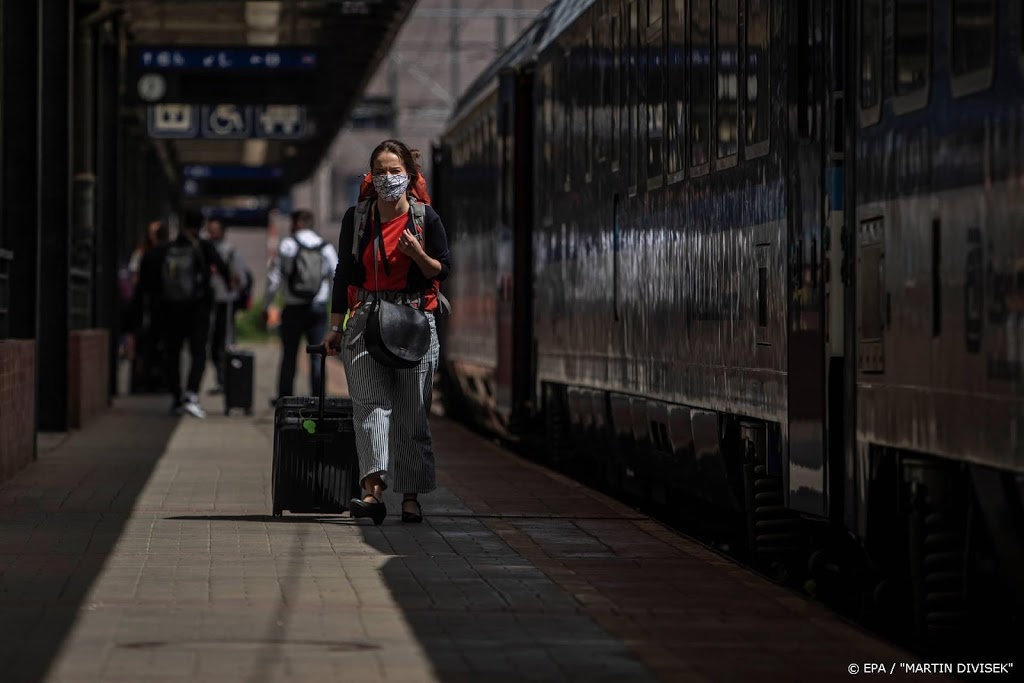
[164,514,357,524]
[0,396,181,683]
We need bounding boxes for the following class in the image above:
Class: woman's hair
[369,139,421,188]
[138,220,168,252]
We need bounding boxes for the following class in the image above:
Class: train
[430,0,1024,647]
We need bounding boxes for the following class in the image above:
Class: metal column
[96,25,121,398]
[36,0,73,431]
[2,0,39,341]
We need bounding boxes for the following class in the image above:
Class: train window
[745,0,770,153]
[647,23,665,186]
[859,0,882,117]
[629,1,639,191]
[951,0,994,94]
[490,113,498,174]
[598,18,602,163]
[541,62,554,223]
[894,0,930,96]
[648,0,662,26]
[500,102,511,227]
[611,13,621,172]
[564,47,573,191]
[589,29,598,179]
[716,0,739,159]
[690,0,712,170]
[665,0,686,180]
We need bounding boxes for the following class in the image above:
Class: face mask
[373,172,409,202]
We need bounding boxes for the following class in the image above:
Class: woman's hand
[397,228,425,259]
[322,328,343,356]
[398,228,443,278]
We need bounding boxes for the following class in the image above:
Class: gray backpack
[288,239,326,300]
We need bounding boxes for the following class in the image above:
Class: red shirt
[346,211,440,311]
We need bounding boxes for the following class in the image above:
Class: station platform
[0,345,943,682]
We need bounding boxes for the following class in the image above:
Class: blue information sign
[184,165,284,181]
[202,207,270,226]
[138,47,318,71]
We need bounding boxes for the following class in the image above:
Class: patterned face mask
[372,172,409,202]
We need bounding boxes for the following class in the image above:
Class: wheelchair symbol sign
[201,104,251,138]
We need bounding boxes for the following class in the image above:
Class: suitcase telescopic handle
[305,344,332,419]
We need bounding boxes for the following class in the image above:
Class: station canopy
[118,0,416,191]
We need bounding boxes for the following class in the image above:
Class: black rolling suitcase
[271,344,362,516]
[223,302,254,415]
[224,350,254,415]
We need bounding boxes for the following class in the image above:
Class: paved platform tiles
[0,344,945,682]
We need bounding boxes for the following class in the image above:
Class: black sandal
[350,494,386,525]
[401,498,423,524]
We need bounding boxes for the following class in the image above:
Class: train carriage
[435,0,1024,646]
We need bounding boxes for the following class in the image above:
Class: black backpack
[288,240,326,300]
[161,241,204,303]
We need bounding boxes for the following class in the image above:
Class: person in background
[263,209,338,407]
[126,220,168,392]
[129,220,168,287]
[204,218,246,395]
[140,209,234,418]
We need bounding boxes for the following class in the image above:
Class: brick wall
[69,329,109,429]
[0,339,36,482]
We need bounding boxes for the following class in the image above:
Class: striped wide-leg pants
[341,308,439,493]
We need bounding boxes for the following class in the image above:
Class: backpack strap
[353,199,372,259]
[405,196,446,313]
[409,197,426,243]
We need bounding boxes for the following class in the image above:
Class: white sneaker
[182,392,207,419]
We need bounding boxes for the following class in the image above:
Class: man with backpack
[263,209,339,406]
[140,209,234,418]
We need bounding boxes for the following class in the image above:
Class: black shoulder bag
[363,204,431,369]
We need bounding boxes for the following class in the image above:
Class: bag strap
[409,197,425,243]
[371,206,381,296]
[407,199,429,309]
[189,239,206,280]
[353,199,372,259]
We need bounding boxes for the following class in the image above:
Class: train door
[494,67,536,429]
[495,72,517,424]
[786,0,831,517]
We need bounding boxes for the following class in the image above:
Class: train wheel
[741,424,804,583]
[903,458,969,649]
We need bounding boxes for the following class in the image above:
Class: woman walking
[323,139,451,525]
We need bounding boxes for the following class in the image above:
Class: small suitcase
[224,349,254,415]
[271,344,362,515]
[223,302,254,415]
